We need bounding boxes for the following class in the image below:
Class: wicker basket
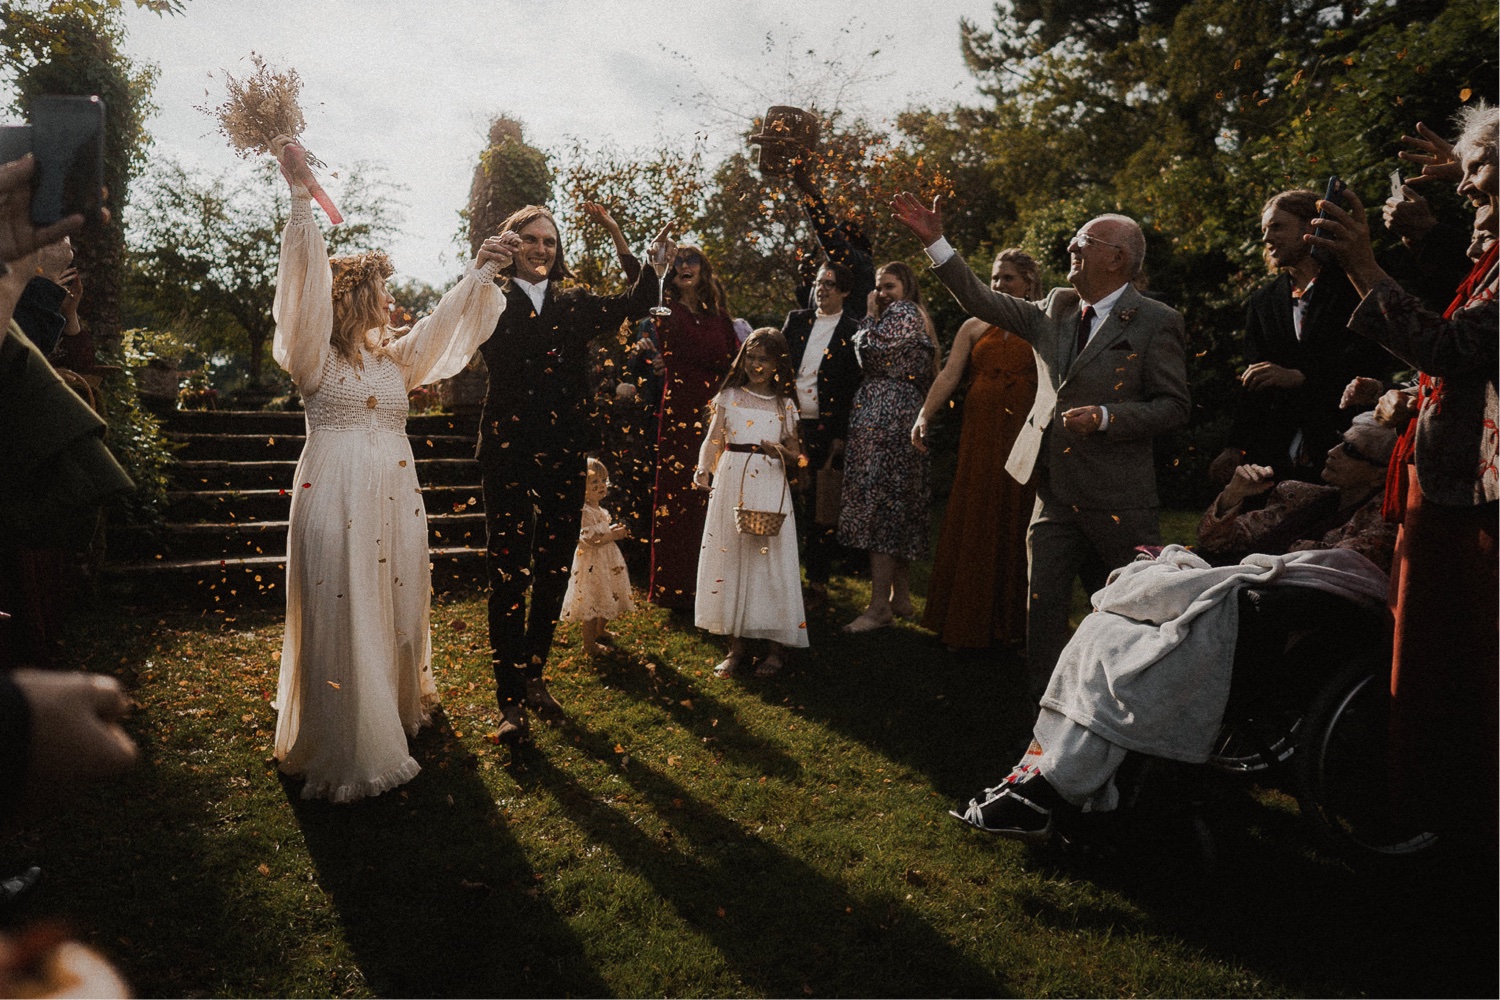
[732,453,788,537]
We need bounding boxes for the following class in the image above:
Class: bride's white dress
[270,194,505,803]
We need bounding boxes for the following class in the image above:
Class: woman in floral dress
[838,261,937,632]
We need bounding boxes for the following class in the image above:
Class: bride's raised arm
[270,141,335,396]
[385,233,514,391]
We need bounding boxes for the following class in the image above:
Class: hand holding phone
[1308,175,1347,264]
[0,156,89,270]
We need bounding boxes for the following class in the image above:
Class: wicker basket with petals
[732,454,788,537]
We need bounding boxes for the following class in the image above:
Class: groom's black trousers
[482,451,588,707]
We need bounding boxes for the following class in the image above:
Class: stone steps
[105,408,489,607]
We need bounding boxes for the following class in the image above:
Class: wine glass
[647,239,674,318]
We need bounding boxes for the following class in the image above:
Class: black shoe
[524,677,564,721]
[949,777,1058,844]
[497,702,531,744]
[0,866,41,908]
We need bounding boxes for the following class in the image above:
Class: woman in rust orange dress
[912,249,1041,650]
[648,246,739,609]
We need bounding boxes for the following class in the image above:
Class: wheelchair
[1211,584,1439,864]
[1047,584,1440,871]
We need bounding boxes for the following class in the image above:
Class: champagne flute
[647,237,674,318]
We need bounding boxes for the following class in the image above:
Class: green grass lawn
[3,516,1494,997]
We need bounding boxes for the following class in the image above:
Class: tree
[125,157,403,387]
[463,116,551,258]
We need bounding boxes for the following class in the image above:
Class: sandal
[713,656,748,678]
[753,655,785,678]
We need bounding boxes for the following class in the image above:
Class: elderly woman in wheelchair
[952,413,1397,846]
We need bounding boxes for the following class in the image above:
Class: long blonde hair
[329,253,393,368]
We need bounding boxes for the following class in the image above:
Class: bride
[269,138,514,802]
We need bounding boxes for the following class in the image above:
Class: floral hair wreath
[329,251,394,301]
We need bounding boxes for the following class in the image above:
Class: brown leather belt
[725,443,767,454]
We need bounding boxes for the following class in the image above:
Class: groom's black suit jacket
[476,260,658,465]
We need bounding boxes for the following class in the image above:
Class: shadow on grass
[743,609,1038,802]
[588,645,804,780]
[285,712,613,998]
[982,769,1498,998]
[1,610,336,997]
[512,717,1015,998]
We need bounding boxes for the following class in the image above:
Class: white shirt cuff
[924,236,956,267]
[1098,405,1110,431]
[472,259,501,282]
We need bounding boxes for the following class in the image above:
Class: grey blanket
[1040,545,1389,763]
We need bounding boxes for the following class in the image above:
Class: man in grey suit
[891,194,1190,700]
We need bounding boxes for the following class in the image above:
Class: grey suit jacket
[932,254,1190,509]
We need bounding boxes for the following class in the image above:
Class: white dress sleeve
[384,260,507,391]
[697,390,730,480]
[271,194,336,395]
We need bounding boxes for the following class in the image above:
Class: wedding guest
[648,246,738,610]
[693,329,807,677]
[1307,103,1498,843]
[838,262,937,632]
[913,249,1041,651]
[952,415,1397,842]
[1208,189,1386,485]
[780,261,861,610]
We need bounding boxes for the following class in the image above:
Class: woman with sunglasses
[648,246,740,610]
[1196,411,1397,565]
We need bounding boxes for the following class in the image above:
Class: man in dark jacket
[476,205,661,741]
[1209,189,1392,484]
[780,261,861,606]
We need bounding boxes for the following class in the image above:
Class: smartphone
[30,95,105,226]
[1309,175,1347,264]
[0,95,106,226]
[1389,169,1406,201]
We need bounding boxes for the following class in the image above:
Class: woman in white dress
[270,140,513,802]
[693,329,809,678]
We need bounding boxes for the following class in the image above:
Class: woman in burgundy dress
[648,246,738,609]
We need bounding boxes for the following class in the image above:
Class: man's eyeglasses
[1070,231,1126,251]
[1337,436,1385,466]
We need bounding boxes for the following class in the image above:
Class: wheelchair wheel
[1208,707,1302,776]
[1293,658,1440,864]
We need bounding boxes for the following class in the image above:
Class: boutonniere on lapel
[1116,307,1139,326]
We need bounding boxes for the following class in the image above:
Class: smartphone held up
[0,95,107,228]
[1308,174,1347,265]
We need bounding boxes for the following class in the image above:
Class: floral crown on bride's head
[329,251,394,301]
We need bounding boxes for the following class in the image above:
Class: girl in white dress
[561,457,634,657]
[269,139,514,802]
[692,328,809,678]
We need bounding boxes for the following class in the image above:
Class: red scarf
[1382,242,1500,521]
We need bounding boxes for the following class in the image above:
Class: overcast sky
[110,0,998,285]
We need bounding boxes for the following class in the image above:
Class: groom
[477,205,660,742]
